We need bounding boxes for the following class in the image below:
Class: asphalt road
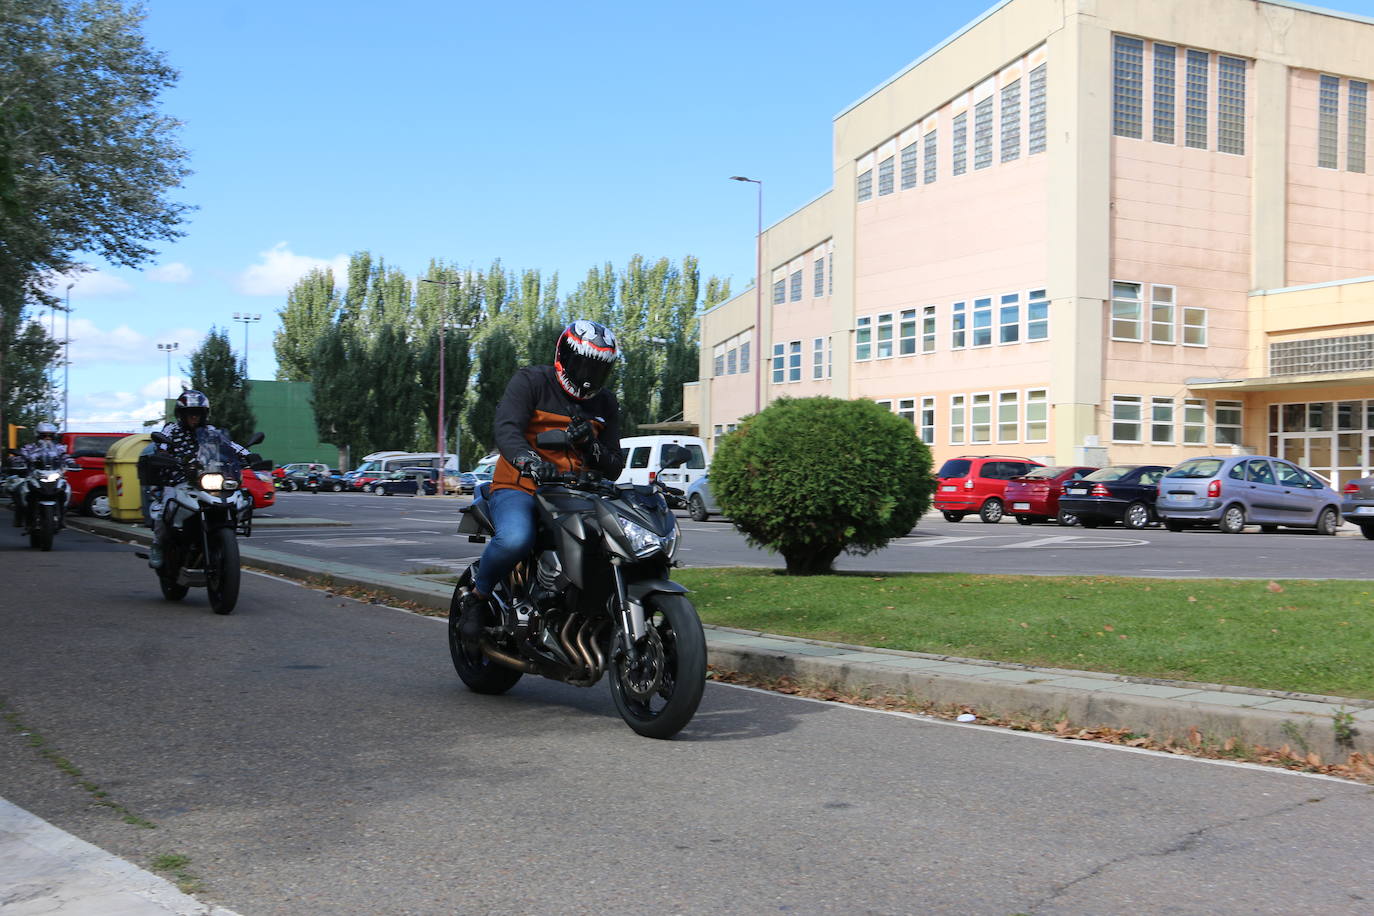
[3,530,1374,914]
[250,489,1374,580]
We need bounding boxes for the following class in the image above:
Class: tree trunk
[782,544,842,576]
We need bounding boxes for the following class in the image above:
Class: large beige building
[692,0,1374,488]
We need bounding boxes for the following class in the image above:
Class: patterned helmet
[35,421,57,439]
[554,320,619,400]
[175,389,211,424]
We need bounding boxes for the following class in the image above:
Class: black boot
[458,592,486,644]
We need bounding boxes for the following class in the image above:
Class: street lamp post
[418,279,477,489]
[157,342,179,400]
[63,282,73,432]
[729,176,763,414]
[231,313,262,377]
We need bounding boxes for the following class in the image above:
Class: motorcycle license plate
[941,485,956,492]
[1013,502,1030,510]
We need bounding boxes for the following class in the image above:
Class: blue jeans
[473,487,537,596]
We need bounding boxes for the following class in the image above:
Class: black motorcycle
[450,432,706,739]
[11,455,72,551]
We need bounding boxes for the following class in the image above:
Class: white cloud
[46,269,135,298]
[235,242,348,296]
[65,391,167,432]
[63,318,203,368]
[146,262,193,284]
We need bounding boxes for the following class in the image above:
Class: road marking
[894,536,982,548]
[283,536,429,547]
[891,535,1145,549]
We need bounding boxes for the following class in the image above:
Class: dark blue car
[371,467,438,497]
[1056,465,1170,529]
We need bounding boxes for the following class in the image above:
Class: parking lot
[248,489,1374,580]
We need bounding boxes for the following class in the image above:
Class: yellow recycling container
[105,433,153,524]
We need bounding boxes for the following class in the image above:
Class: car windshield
[938,459,971,478]
[1166,458,1223,479]
[1022,466,1066,479]
[1083,466,1132,482]
[194,428,243,476]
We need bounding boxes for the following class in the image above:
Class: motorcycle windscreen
[195,428,243,477]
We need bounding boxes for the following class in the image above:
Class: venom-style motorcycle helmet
[175,389,211,425]
[554,320,620,400]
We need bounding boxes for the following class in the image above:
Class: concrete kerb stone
[67,517,1374,763]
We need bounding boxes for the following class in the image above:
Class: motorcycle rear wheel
[609,594,706,739]
[447,573,523,694]
[206,527,240,614]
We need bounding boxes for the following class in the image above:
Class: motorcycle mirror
[536,429,571,449]
[660,444,691,469]
[150,431,172,446]
[245,431,265,447]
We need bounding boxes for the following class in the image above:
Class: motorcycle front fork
[610,560,648,666]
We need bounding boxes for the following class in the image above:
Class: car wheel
[1219,504,1246,534]
[373,485,387,495]
[1015,515,1034,526]
[1079,518,1101,529]
[1123,501,1151,530]
[1315,506,1340,536]
[941,511,965,523]
[332,482,343,492]
[83,486,111,519]
[1361,523,1374,541]
[979,499,1004,524]
[1164,519,1186,532]
[1056,508,1079,527]
[688,494,709,522]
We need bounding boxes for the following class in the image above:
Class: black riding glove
[566,416,602,464]
[514,452,558,482]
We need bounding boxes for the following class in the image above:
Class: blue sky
[46,0,1374,431]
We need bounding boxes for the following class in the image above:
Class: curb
[68,517,1374,761]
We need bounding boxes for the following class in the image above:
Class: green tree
[416,326,472,457]
[465,328,519,453]
[310,322,371,458]
[710,397,934,575]
[3,318,60,430]
[0,0,191,433]
[273,267,338,380]
[187,328,256,441]
[365,322,417,449]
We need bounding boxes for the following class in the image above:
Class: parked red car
[1004,466,1098,526]
[934,455,1045,523]
[241,468,275,510]
[59,432,128,518]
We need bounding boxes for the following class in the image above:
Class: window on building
[1028,63,1047,154]
[1150,284,1175,343]
[920,397,936,445]
[771,343,785,384]
[1151,397,1175,443]
[1112,35,1144,138]
[789,269,802,302]
[739,335,751,373]
[877,156,895,196]
[1350,80,1368,174]
[921,305,937,353]
[951,301,967,349]
[897,398,916,425]
[788,341,802,382]
[952,112,968,175]
[772,278,785,305]
[1183,398,1207,444]
[855,316,872,361]
[997,391,1019,442]
[1025,389,1048,441]
[1215,399,1243,445]
[973,96,994,170]
[1217,55,1246,155]
[813,258,825,297]
[1154,43,1176,143]
[857,168,873,201]
[923,129,938,183]
[825,336,833,378]
[899,308,917,356]
[1319,74,1340,169]
[1001,79,1021,162]
[971,393,992,444]
[713,343,725,377]
[1182,307,1207,346]
[875,312,894,359]
[726,344,738,375]
[1185,49,1209,149]
[1111,281,1143,341]
[828,250,833,296]
[972,297,993,347]
[999,293,1020,344]
[812,337,825,379]
[1112,395,1143,442]
[900,141,919,189]
[1027,288,1049,340]
[950,395,966,444]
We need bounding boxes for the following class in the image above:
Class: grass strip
[675,568,1374,700]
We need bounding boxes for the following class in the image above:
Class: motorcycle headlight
[39,471,62,483]
[621,518,669,558]
[199,472,226,490]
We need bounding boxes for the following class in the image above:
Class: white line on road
[283,536,429,547]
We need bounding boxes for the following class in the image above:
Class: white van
[352,451,460,476]
[617,436,709,492]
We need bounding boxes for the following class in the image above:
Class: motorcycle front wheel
[609,594,706,739]
[206,527,241,614]
[31,507,55,551]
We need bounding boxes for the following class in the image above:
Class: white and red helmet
[554,320,619,400]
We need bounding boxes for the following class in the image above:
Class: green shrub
[710,396,933,575]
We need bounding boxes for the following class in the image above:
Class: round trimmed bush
[710,396,933,575]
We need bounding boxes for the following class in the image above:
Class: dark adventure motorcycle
[140,429,266,614]
[450,431,706,739]
[10,455,72,551]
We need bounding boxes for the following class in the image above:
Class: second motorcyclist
[9,421,72,528]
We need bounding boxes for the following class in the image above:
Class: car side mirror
[536,429,570,449]
[660,444,691,469]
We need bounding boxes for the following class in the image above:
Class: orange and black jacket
[491,365,623,495]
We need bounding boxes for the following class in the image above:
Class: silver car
[685,474,721,521]
[1155,455,1342,535]
[1341,476,1374,540]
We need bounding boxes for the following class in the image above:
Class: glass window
[1281,402,1305,432]
[1185,49,1209,149]
[920,397,936,445]
[1183,398,1206,444]
[921,305,936,353]
[726,345,737,375]
[1028,63,1048,154]
[1150,284,1175,343]
[1154,43,1176,143]
[712,344,724,377]
[1338,401,1360,430]
[1112,395,1143,442]
[1168,457,1224,478]
[855,317,872,361]
[899,309,917,356]
[900,141,919,190]
[1308,401,1333,431]
[974,96,994,170]
[856,168,873,201]
[1182,307,1207,346]
[812,337,825,380]
[1275,461,1306,487]
[877,156,895,196]
[997,391,1019,442]
[999,293,1020,344]
[897,398,916,424]
[1151,396,1174,444]
[951,301,967,349]
[875,312,894,359]
[972,297,993,347]
[952,112,968,176]
[788,341,802,382]
[1024,389,1048,442]
[949,395,966,445]
[772,278,785,305]
[771,343,785,384]
[1113,35,1144,138]
[825,336,832,379]
[971,393,992,444]
[630,447,651,469]
[1217,55,1246,155]
[789,269,802,302]
[1027,289,1049,340]
[923,129,938,183]
[1319,74,1340,168]
[1001,79,1021,162]
[813,259,825,297]
[828,251,833,296]
[1245,458,1275,485]
[1215,400,1243,444]
[1350,80,1368,173]
[1111,281,1143,340]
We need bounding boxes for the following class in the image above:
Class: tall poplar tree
[465,328,518,453]
[311,322,371,459]
[187,328,256,440]
[273,267,338,380]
